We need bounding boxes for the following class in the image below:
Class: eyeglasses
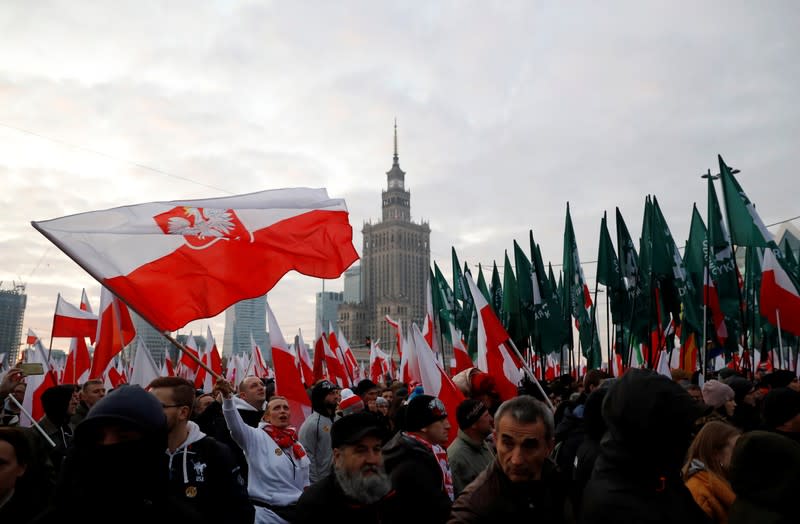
[161,403,184,409]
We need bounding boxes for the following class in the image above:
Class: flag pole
[6,393,57,448]
[776,309,784,370]
[505,336,554,411]
[161,332,220,380]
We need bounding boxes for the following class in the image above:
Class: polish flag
[106,364,127,389]
[369,341,391,384]
[32,188,359,332]
[179,332,201,377]
[656,350,672,378]
[760,248,800,336]
[411,324,465,446]
[161,354,176,377]
[703,268,728,344]
[399,325,421,385]
[194,327,222,391]
[21,332,58,426]
[466,274,522,401]
[26,329,38,346]
[296,329,314,387]
[90,287,136,379]
[267,302,311,428]
[385,315,403,358]
[129,338,160,387]
[323,332,349,387]
[248,333,269,378]
[52,294,99,342]
[448,322,473,376]
[422,276,439,353]
[312,329,327,384]
[62,336,91,385]
[337,328,359,383]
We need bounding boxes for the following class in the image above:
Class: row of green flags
[428,155,800,373]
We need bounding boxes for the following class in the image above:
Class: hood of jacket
[730,431,800,517]
[169,421,206,455]
[233,395,260,412]
[41,384,77,426]
[599,369,703,480]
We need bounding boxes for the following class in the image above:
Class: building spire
[393,118,399,167]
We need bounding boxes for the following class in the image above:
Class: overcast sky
[2,1,798,356]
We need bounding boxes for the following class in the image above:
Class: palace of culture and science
[337,124,431,355]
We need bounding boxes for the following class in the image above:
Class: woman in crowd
[682,421,741,523]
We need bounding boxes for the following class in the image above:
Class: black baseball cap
[330,412,388,448]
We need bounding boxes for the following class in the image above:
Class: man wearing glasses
[148,377,253,524]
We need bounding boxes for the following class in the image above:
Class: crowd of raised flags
[3,157,799,429]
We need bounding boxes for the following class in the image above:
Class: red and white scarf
[263,423,306,460]
[404,432,454,501]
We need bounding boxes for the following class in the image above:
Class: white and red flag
[448,322,473,376]
[295,329,314,387]
[129,338,160,387]
[323,332,349,387]
[179,332,201,379]
[369,341,391,384]
[385,315,403,359]
[337,328,360,382]
[194,327,223,391]
[21,332,57,426]
[761,248,800,336]
[422,276,439,353]
[411,324,464,446]
[267,302,311,428]
[312,327,327,384]
[465,273,522,401]
[247,333,270,378]
[62,335,91,385]
[52,294,98,342]
[90,287,136,379]
[32,188,359,332]
[26,329,38,346]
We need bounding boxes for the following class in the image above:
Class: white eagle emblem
[154,206,253,250]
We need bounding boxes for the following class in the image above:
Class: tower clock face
[389,178,402,189]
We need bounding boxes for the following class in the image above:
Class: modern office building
[316,291,344,337]
[343,265,362,303]
[222,294,269,360]
[130,311,170,364]
[0,283,26,365]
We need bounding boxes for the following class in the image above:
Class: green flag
[502,250,526,348]
[490,261,504,320]
[707,177,743,340]
[477,264,492,305]
[563,203,601,369]
[513,239,535,340]
[684,204,707,289]
[718,155,772,248]
[596,212,629,329]
[652,196,702,335]
[531,231,570,354]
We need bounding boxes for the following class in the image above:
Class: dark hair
[147,376,195,411]
[0,426,31,466]
[494,395,554,440]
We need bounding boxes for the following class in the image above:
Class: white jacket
[223,398,309,523]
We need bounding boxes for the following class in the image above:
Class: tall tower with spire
[338,122,431,355]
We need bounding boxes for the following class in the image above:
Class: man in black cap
[760,369,800,392]
[383,394,454,523]
[762,387,800,443]
[447,399,494,496]
[299,380,341,483]
[295,411,402,522]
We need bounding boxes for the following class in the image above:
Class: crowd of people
[1,362,800,523]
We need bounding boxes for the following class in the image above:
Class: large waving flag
[465,272,522,401]
[90,287,136,379]
[52,294,98,342]
[267,301,311,428]
[32,188,359,332]
[448,322,473,376]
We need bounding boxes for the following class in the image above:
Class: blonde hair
[682,421,741,480]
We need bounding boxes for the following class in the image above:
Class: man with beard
[299,380,340,483]
[295,411,403,522]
